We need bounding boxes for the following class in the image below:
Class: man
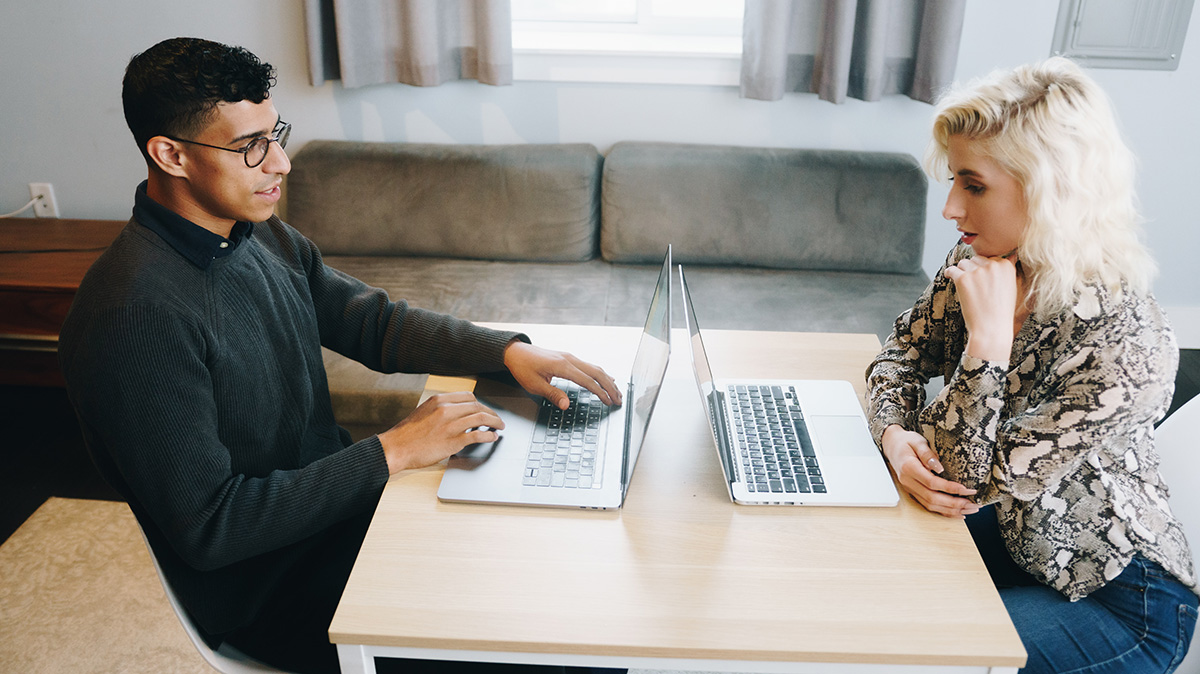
[59,37,622,674]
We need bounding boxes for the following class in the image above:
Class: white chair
[137,528,293,673]
[1156,394,1200,674]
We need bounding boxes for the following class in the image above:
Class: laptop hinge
[619,379,635,498]
[712,390,739,486]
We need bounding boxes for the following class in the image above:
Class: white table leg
[336,643,376,674]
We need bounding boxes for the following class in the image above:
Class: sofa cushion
[286,141,603,262]
[601,142,927,274]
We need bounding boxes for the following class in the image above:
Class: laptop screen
[679,265,736,488]
[621,247,672,492]
[679,266,716,408]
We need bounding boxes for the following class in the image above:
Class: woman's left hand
[943,255,1022,362]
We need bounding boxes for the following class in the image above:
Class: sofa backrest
[601,142,927,274]
[286,141,603,262]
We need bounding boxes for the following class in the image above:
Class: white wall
[1,0,1197,341]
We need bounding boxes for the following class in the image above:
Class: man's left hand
[503,341,623,410]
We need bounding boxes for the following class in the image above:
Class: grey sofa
[285,140,930,438]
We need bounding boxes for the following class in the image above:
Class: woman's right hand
[881,424,979,518]
[943,255,1023,362]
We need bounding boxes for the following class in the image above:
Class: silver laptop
[437,248,672,510]
[679,266,898,507]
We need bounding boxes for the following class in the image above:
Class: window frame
[511,0,745,86]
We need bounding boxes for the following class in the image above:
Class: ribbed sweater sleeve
[253,218,524,373]
[65,301,389,571]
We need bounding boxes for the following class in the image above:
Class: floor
[3,348,1199,546]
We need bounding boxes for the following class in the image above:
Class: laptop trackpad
[809,415,878,458]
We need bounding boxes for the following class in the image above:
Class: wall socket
[29,182,60,218]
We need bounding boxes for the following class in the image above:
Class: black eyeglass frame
[166,121,291,168]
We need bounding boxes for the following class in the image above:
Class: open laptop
[437,248,672,509]
[679,266,898,507]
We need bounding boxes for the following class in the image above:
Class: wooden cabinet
[0,219,124,386]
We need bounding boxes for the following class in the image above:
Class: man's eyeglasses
[167,121,291,168]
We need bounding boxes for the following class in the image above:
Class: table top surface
[329,323,1026,668]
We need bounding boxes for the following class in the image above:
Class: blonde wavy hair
[924,57,1156,317]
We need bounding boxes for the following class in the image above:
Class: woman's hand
[943,255,1023,362]
[881,425,978,518]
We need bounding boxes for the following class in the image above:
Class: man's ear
[146,136,188,178]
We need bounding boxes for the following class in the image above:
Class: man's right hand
[377,392,505,474]
[881,424,979,519]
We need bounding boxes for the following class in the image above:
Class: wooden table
[0,218,124,386]
[330,323,1026,673]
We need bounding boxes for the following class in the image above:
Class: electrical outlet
[29,182,59,218]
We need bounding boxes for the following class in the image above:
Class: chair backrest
[1155,394,1200,674]
[136,528,290,674]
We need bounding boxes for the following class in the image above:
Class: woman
[866,57,1198,673]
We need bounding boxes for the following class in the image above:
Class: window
[1051,0,1194,70]
[511,0,745,85]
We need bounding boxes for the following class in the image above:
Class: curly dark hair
[122,37,277,164]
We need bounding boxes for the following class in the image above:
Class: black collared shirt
[133,180,254,270]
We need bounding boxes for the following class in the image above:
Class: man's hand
[943,255,1024,362]
[503,341,623,410]
[377,392,504,473]
[881,425,978,519]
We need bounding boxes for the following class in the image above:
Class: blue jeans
[967,505,1198,674]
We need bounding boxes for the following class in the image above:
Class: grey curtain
[740,0,965,104]
[304,0,513,88]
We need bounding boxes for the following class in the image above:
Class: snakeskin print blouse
[867,244,1197,601]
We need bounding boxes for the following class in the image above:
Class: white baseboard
[1163,305,1200,349]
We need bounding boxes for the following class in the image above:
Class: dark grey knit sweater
[59,187,521,637]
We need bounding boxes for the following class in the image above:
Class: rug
[0,497,208,673]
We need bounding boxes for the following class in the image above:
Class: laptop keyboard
[524,381,604,489]
[728,384,825,494]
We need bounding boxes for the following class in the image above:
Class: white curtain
[740,0,966,104]
[304,0,512,88]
